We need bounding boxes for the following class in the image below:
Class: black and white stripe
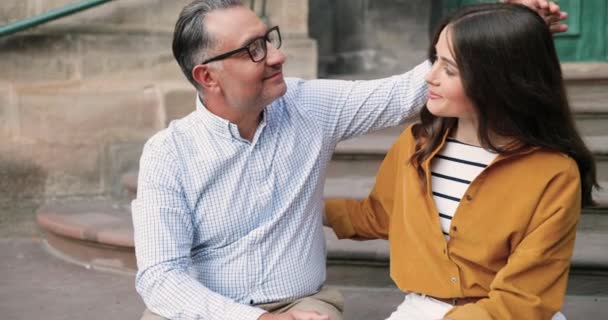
[430,138,497,240]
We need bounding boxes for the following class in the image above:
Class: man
[132,1,567,319]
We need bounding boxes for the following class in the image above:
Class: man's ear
[192,64,219,91]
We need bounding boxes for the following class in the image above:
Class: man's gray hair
[172,0,243,88]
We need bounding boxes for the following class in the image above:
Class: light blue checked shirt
[132,61,430,320]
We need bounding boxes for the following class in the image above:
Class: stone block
[566,80,608,113]
[0,142,103,199]
[78,33,174,79]
[0,0,29,25]
[0,151,47,203]
[16,80,162,145]
[101,141,145,198]
[32,0,190,30]
[0,34,79,82]
[162,84,197,126]
[282,36,318,79]
[265,0,309,35]
[0,84,19,140]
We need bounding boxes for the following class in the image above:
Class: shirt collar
[195,95,268,142]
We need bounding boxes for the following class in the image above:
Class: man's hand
[502,0,568,33]
[258,310,330,320]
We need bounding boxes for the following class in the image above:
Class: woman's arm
[325,133,408,240]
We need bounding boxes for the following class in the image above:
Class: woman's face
[425,27,476,120]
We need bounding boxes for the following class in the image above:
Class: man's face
[205,6,287,110]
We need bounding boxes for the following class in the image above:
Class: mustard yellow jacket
[326,125,581,319]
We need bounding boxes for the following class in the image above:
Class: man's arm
[290,61,430,146]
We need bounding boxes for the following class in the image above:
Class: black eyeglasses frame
[200,26,281,65]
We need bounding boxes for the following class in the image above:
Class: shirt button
[464,194,473,201]
[451,277,458,283]
[452,226,458,232]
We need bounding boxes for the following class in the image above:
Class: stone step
[121,165,608,211]
[36,198,608,275]
[334,128,608,181]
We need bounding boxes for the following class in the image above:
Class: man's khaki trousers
[141,286,344,320]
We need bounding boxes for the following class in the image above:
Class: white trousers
[386,293,567,320]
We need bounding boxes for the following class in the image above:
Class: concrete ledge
[36,199,133,248]
[563,63,608,81]
[35,197,608,274]
[123,167,608,207]
[335,127,608,156]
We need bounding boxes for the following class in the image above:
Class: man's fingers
[536,0,549,10]
[544,11,564,24]
[549,23,568,33]
[548,1,560,14]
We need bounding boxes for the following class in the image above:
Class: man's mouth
[264,71,283,81]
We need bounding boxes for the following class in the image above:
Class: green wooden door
[442,0,608,62]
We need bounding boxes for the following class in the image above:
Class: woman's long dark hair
[411,3,598,206]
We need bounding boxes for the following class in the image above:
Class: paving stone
[0,238,143,320]
[1,238,606,320]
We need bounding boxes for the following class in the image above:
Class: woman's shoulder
[522,148,579,176]
[392,123,419,150]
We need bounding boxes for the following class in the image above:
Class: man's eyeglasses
[201,26,282,65]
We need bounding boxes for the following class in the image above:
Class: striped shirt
[430,138,497,240]
[132,62,430,320]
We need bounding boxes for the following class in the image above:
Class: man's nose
[266,44,286,66]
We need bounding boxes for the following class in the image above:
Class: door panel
[441,0,607,62]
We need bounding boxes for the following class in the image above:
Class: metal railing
[0,0,115,38]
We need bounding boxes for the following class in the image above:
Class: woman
[325,3,598,320]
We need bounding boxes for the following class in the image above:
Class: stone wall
[0,0,316,205]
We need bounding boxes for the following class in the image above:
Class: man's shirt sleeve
[289,60,430,145]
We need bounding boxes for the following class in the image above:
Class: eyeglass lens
[250,29,281,62]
